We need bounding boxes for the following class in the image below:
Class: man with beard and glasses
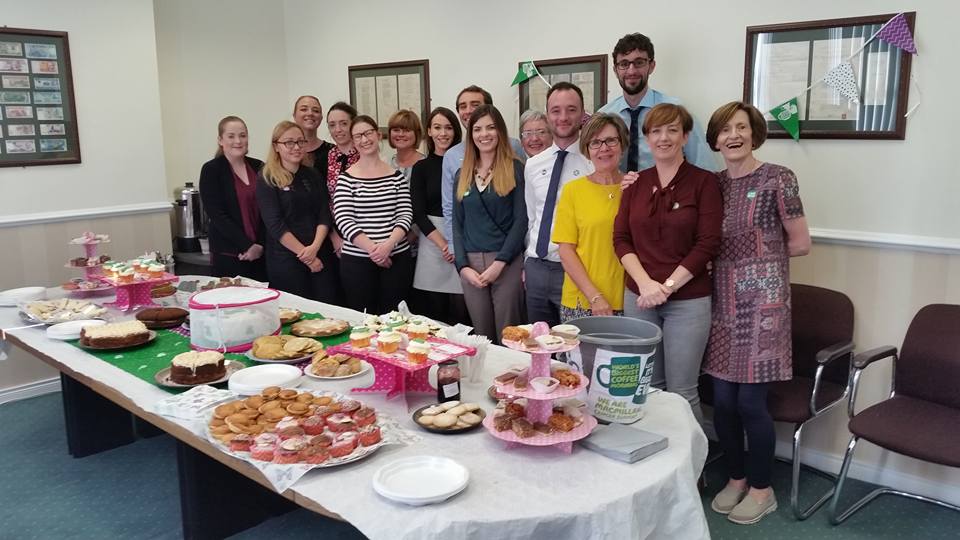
[599,33,715,173]
[523,82,594,327]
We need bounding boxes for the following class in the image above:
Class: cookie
[416,415,435,426]
[447,405,467,416]
[460,412,482,426]
[433,413,458,428]
[439,400,460,411]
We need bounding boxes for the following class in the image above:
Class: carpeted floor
[1,393,957,539]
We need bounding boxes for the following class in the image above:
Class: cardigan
[452,160,527,271]
[255,166,332,259]
[198,154,265,257]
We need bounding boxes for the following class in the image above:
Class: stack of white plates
[372,456,469,506]
[46,319,107,340]
[0,286,46,307]
[227,363,302,395]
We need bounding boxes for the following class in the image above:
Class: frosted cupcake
[405,321,430,340]
[406,340,431,364]
[349,327,373,349]
[118,266,135,284]
[376,331,402,354]
[148,262,165,278]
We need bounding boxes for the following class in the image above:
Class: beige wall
[154,0,291,195]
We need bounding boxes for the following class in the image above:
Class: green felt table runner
[68,312,350,393]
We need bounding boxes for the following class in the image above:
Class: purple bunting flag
[876,13,917,54]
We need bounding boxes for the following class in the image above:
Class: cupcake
[406,340,431,364]
[148,262,165,278]
[326,413,356,432]
[376,331,402,354]
[349,327,373,348]
[299,445,330,465]
[273,437,306,464]
[249,443,275,461]
[118,266,135,284]
[352,407,377,428]
[405,321,430,340]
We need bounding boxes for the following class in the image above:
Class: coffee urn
[174,182,205,252]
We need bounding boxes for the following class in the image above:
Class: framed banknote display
[0,27,80,166]
[744,12,916,140]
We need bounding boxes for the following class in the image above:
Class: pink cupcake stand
[328,336,476,401]
[483,321,597,453]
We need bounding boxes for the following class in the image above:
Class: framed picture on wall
[0,27,80,166]
[348,59,430,132]
[744,12,915,140]
[517,55,608,122]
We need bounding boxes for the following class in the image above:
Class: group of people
[198,32,811,526]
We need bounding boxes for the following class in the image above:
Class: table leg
[176,441,294,540]
[60,373,136,458]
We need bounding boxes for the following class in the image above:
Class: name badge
[671,202,679,210]
[282,187,291,192]
[746,190,756,199]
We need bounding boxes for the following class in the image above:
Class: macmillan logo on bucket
[588,348,655,424]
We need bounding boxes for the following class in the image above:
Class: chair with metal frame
[699,283,855,520]
[829,303,960,525]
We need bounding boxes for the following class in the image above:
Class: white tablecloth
[0,278,710,540]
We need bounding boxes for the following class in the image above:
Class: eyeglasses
[588,137,621,150]
[615,58,651,71]
[521,129,549,139]
[352,129,378,142]
[274,139,307,149]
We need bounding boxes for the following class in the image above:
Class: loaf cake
[79,320,150,348]
[170,350,226,384]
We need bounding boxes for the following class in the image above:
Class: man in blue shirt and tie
[599,33,716,172]
[524,82,593,327]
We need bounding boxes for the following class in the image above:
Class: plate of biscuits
[305,352,371,380]
[413,401,485,434]
[290,318,350,338]
[247,335,323,363]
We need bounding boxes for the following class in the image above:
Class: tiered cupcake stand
[329,336,476,401]
[97,272,179,312]
[64,234,113,297]
[482,322,598,453]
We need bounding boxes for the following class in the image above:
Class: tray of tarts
[289,317,350,337]
[206,387,387,467]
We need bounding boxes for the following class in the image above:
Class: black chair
[700,283,855,520]
[829,304,960,524]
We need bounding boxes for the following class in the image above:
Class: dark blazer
[198,154,265,256]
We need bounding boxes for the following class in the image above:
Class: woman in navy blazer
[198,116,267,281]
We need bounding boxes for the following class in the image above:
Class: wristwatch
[664,279,676,292]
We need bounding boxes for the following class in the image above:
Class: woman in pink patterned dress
[703,102,811,525]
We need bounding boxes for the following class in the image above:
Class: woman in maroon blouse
[613,103,722,424]
[198,116,266,281]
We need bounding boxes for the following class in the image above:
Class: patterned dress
[703,163,805,384]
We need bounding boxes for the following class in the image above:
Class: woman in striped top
[333,115,414,313]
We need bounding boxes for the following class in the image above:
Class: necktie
[535,149,568,258]
[626,107,643,172]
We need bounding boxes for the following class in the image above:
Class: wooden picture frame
[0,27,80,166]
[743,12,915,140]
[518,55,608,122]
[348,59,430,133]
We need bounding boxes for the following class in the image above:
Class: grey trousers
[624,289,711,425]
[460,253,525,345]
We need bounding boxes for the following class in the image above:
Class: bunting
[770,98,800,141]
[822,62,861,104]
[876,13,918,54]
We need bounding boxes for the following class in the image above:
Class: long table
[1,282,710,539]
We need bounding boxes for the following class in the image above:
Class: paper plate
[0,286,46,307]
[373,456,469,506]
[46,319,107,341]
[228,363,302,395]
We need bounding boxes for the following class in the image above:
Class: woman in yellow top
[551,113,630,321]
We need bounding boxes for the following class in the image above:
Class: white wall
[284,0,958,243]
[0,0,168,216]
[154,0,290,195]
